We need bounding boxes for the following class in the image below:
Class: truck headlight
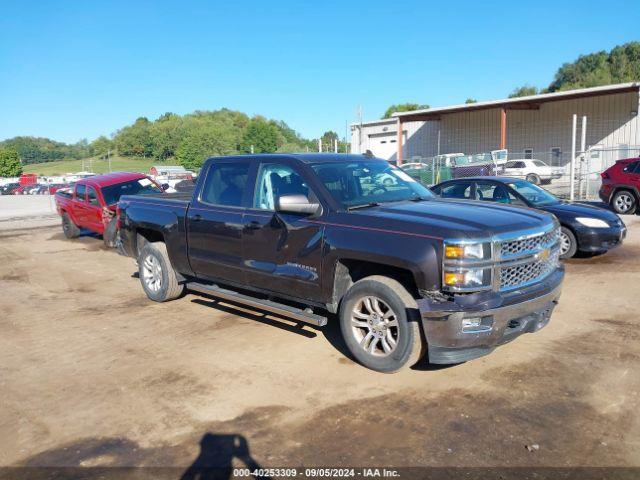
[444,242,489,260]
[443,267,492,290]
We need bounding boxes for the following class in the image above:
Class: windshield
[101,178,162,205]
[533,160,548,167]
[311,160,435,209]
[507,180,559,206]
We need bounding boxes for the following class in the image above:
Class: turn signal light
[445,246,465,259]
[444,272,465,286]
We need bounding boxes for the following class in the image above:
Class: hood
[351,199,556,240]
[542,201,622,223]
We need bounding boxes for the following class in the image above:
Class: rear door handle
[192,214,202,222]
[245,220,261,230]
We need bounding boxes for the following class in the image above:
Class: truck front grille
[497,227,560,291]
[500,228,559,258]
[499,248,560,290]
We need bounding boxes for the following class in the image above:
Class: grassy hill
[23,155,165,176]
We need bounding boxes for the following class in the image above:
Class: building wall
[354,89,640,168]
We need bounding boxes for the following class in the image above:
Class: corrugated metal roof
[391,82,640,119]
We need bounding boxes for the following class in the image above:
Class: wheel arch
[611,186,640,202]
[327,258,421,313]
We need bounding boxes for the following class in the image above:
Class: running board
[186,282,328,327]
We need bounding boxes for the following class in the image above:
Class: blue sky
[1,0,639,144]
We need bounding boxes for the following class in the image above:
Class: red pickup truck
[55,172,164,246]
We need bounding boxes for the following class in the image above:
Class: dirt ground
[1,218,640,475]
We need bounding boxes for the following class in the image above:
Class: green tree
[150,113,184,160]
[383,103,429,118]
[508,85,539,98]
[465,98,477,104]
[90,136,113,158]
[176,119,237,170]
[239,117,280,153]
[320,131,339,151]
[547,42,640,92]
[114,117,153,157]
[0,148,22,177]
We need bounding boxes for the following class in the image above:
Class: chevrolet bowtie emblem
[538,249,550,260]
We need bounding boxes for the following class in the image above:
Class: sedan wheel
[560,232,571,256]
[559,226,577,259]
[351,296,399,357]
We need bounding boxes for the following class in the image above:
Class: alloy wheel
[615,193,634,213]
[142,254,163,292]
[351,296,399,357]
[560,231,572,256]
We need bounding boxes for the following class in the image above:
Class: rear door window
[200,162,251,207]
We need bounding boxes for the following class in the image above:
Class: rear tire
[339,275,425,373]
[526,173,541,185]
[560,226,578,259]
[61,213,80,239]
[138,242,185,302]
[611,190,637,215]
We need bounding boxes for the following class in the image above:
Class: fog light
[461,316,493,333]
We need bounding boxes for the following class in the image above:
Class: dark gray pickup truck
[117,153,564,372]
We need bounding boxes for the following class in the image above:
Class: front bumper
[417,267,564,364]
[576,224,626,252]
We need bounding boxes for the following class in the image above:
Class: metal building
[351,83,640,172]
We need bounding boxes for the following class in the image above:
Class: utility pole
[334,138,338,153]
[318,139,322,152]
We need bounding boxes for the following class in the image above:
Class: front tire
[611,190,637,215]
[560,226,578,259]
[61,213,80,239]
[138,242,185,302]
[339,276,425,373]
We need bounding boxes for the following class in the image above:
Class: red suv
[600,158,640,214]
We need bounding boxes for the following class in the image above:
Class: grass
[23,155,168,176]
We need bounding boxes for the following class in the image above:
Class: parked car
[55,172,163,247]
[502,159,564,185]
[599,157,640,215]
[12,185,31,195]
[117,153,564,372]
[431,177,626,259]
[47,184,70,195]
[0,183,20,195]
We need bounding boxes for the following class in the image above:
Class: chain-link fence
[402,146,640,201]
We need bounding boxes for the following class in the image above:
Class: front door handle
[192,214,202,222]
[245,220,261,230]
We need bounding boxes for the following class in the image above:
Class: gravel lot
[1,215,639,475]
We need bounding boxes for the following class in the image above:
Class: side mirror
[161,183,170,191]
[275,194,321,215]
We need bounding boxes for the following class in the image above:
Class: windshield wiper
[347,202,380,211]
[410,195,431,202]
